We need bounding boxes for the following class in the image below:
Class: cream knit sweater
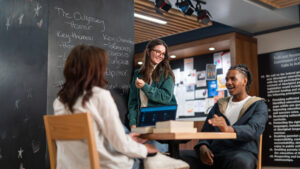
[53,87,147,169]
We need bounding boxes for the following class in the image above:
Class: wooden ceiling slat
[260,0,300,8]
[135,33,158,40]
[135,19,188,33]
[135,26,171,36]
[134,0,212,44]
[134,8,200,29]
[135,30,169,38]
[135,0,199,22]
[134,3,198,23]
[135,17,192,32]
[135,24,178,36]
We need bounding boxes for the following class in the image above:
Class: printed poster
[206,64,217,80]
[208,80,218,97]
[217,74,226,91]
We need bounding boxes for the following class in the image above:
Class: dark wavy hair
[58,45,108,112]
[139,39,175,83]
[229,64,252,92]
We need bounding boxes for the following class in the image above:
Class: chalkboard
[47,0,135,123]
[0,0,48,168]
[0,0,134,168]
[259,47,300,167]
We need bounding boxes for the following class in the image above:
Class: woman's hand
[144,143,158,154]
[135,78,145,89]
[129,133,148,144]
[199,145,214,166]
[208,114,234,132]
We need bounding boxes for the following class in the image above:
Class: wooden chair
[257,134,263,169]
[44,113,100,169]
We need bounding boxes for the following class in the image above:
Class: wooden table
[141,132,236,158]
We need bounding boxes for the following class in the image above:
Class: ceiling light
[170,55,176,58]
[175,0,194,16]
[134,13,167,25]
[155,0,172,14]
[209,47,215,51]
[137,61,143,65]
[195,0,212,25]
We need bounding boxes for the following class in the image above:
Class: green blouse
[128,69,177,127]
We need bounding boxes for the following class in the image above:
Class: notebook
[137,105,177,127]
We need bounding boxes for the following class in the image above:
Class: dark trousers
[179,150,257,169]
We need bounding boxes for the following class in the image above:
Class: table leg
[168,141,180,159]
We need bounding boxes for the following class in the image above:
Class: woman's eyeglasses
[151,49,165,57]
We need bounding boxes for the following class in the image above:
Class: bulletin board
[170,51,231,120]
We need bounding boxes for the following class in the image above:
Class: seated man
[180,64,268,169]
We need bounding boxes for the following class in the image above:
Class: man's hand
[208,114,234,132]
[199,145,214,166]
[135,78,145,89]
[129,133,148,144]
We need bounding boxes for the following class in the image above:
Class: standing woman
[128,39,177,128]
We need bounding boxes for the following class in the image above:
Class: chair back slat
[257,134,262,169]
[44,113,100,169]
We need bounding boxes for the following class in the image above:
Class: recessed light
[137,61,143,65]
[170,55,176,59]
[134,13,167,25]
[209,47,215,51]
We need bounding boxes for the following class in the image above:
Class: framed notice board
[170,51,231,120]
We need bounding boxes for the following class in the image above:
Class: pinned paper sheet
[184,100,195,116]
[174,84,185,118]
[195,89,208,98]
[186,85,195,100]
[222,52,231,75]
[184,57,193,71]
[196,71,206,87]
[205,98,215,114]
[213,52,223,69]
[184,69,196,85]
[194,100,206,112]
[217,74,226,91]
[173,68,181,85]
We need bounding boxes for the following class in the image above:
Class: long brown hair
[139,39,175,83]
[58,45,108,112]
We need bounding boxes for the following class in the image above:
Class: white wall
[255,27,300,169]
[255,27,300,54]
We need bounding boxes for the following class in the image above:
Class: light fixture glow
[137,61,143,65]
[209,47,215,51]
[134,13,167,25]
[170,55,176,58]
